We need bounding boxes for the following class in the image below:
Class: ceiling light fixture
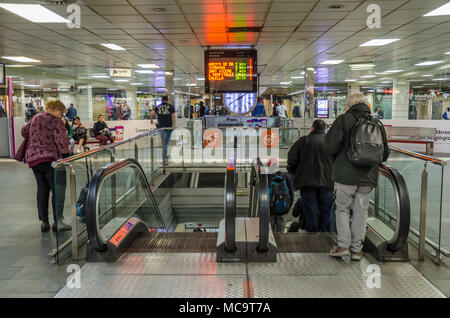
[0,4,70,23]
[135,70,154,74]
[91,75,110,79]
[360,75,376,78]
[197,78,205,80]
[350,63,375,70]
[280,81,292,85]
[113,79,129,82]
[131,82,143,85]
[344,79,357,82]
[415,60,443,66]
[137,64,159,69]
[383,70,403,73]
[433,78,448,81]
[101,43,126,51]
[2,56,40,63]
[424,3,450,16]
[291,76,304,79]
[360,39,400,46]
[421,74,433,77]
[320,60,344,65]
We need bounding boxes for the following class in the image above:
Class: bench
[385,126,436,155]
[74,128,101,151]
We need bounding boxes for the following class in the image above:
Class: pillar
[75,84,93,121]
[126,89,137,119]
[392,79,409,119]
[304,67,314,126]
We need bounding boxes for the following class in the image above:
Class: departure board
[205,49,257,93]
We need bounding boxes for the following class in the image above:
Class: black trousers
[31,162,66,223]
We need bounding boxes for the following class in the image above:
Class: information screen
[205,49,257,93]
[315,99,329,118]
[0,64,5,86]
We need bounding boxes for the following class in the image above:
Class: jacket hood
[348,103,371,114]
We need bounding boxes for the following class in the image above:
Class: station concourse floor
[0,158,449,298]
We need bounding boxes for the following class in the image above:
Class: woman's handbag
[14,118,45,162]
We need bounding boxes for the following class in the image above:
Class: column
[126,89,137,119]
[75,84,93,121]
[392,79,409,119]
[349,85,361,95]
[165,71,174,104]
[304,67,314,128]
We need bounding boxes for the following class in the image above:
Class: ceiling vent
[33,0,78,5]
[227,27,262,33]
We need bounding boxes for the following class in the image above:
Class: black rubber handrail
[86,158,165,252]
[249,158,270,253]
[257,167,270,253]
[224,162,237,252]
[378,164,411,252]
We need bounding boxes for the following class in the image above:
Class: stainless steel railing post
[67,164,78,261]
[419,162,428,261]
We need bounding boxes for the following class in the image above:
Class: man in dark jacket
[324,93,389,261]
[287,119,334,232]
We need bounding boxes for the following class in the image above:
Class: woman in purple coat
[22,100,72,232]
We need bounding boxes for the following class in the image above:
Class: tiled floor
[0,159,81,298]
[0,158,449,298]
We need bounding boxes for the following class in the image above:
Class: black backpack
[347,113,384,167]
[269,172,292,215]
[76,158,93,220]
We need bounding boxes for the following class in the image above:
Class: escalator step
[274,233,335,253]
[128,232,218,253]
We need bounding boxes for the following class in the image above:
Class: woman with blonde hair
[21,99,72,232]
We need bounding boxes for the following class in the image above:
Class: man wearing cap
[324,93,389,261]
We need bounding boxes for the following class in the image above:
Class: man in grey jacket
[324,93,389,261]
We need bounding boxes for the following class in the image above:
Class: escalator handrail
[224,162,236,252]
[250,158,270,252]
[377,164,411,252]
[257,168,270,252]
[86,158,165,252]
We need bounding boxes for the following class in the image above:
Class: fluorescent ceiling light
[433,78,448,81]
[320,60,344,65]
[137,64,159,69]
[344,79,357,82]
[23,84,40,87]
[383,70,403,73]
[131,82,143,85]
[197,77,205,80]
[445,52,450,54]
[2,56,40,63]
[113,79,129,82]
[403,72,418,76]
[415,60,443,66]
[360,75,376,78]
[280,81,292,85]
[421,74,433,77]
[0,4,70,23]
[101,43,126,51]
[135,70,154,74]
[300,71,306,75]
[291,76,304,79]
[360,39,399,46]
[5,64,35,68]
[412,86,423,88]
[423,83,436,85]
[350,63,375,70]
[165,72,173,75]
[91,75,110,79]
[381,81,392,84]
[424,3,450,16]
[186,83,196,86]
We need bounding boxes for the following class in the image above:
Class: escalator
[84,157,411,263]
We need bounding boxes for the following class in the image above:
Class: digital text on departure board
[205,49,257,93]
[208,61,252,81]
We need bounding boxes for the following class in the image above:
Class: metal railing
[388,146,448,262]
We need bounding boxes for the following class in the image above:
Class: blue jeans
[163,129,172,160]
[300,187,333,232]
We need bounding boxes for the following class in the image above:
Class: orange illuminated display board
[205,49,257,93]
